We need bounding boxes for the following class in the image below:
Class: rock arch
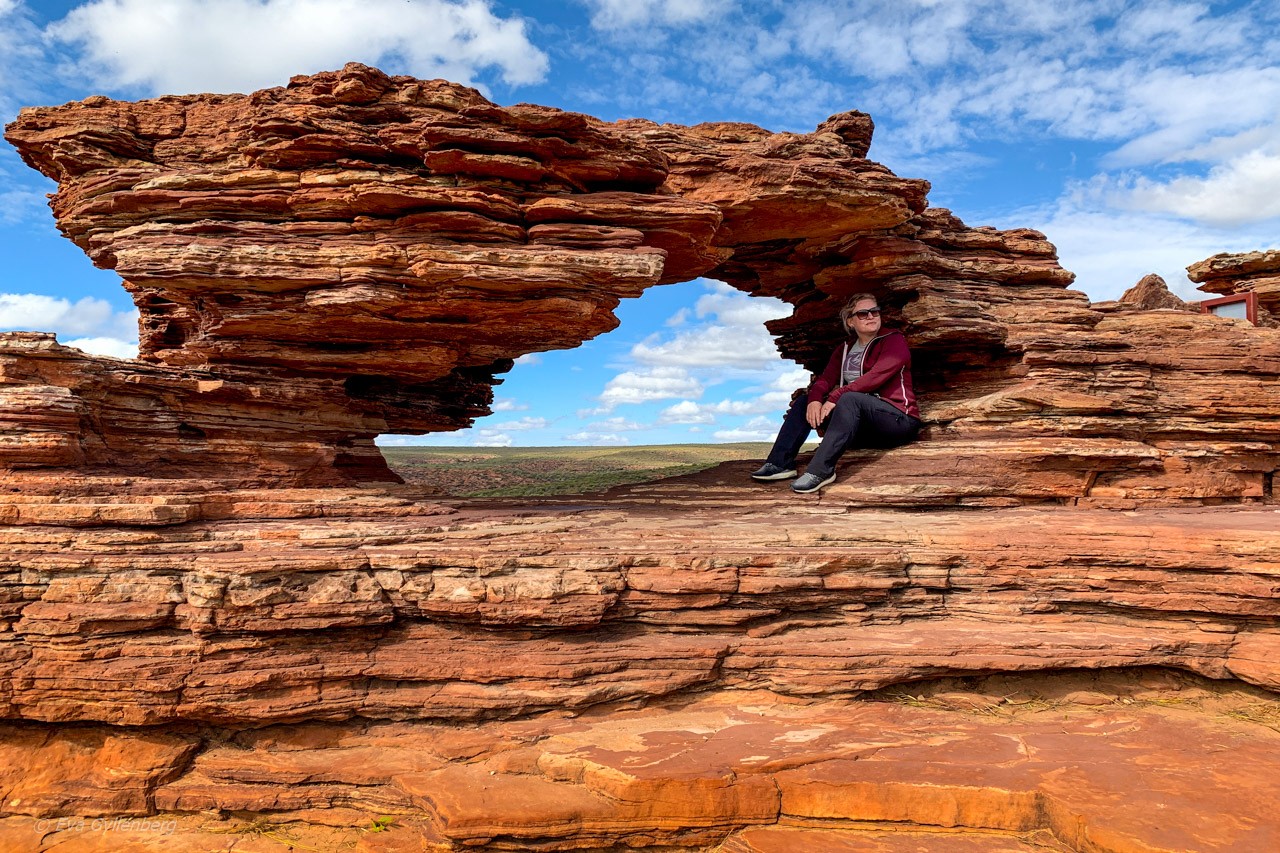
[3,63,1278,504]
[3,66,1280,852]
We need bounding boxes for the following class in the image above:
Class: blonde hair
[839,293,879,323]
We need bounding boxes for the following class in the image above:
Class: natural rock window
[3,62,1277,504]
[1,64,1279,853]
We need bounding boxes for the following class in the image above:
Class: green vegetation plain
[382,442,775,497]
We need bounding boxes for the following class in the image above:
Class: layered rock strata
[2,64,918,420]
[4,672,1279,852]
[8,63,1276,503]
[3,475,1278,727]
[1189,248,1280,327]
[3,64,1280,851]
[0,479,1278,851]
[0,331,471,485]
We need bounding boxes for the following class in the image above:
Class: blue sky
[3,0,1279,447]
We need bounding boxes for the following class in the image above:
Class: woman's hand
[820,401,836,423]
[805,401,824,429]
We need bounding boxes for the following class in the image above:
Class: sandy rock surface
[2,64,1279,850]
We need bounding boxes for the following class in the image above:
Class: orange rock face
[4,483,1277,727]
[1189,248,1280,327]
[1,664,1278,851]
[1,473,1279,850]
[2,64,1280,850]
[6,64,1278,502]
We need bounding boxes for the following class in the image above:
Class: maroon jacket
[805,328,919,419]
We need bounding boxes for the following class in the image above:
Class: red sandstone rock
[1112,272,1194,311]
[0,725,196,817]
[0,331,415,484]
[1,486,1277,726]
[5,64,1278,504]
[2,674,1277,851]
[1188,248,1280,327]
[2,65,1280,851]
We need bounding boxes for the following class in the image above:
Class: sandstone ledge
[2,64,1279,851]
[1,670,1277,852]
[4,66,1277,507]
[1,472,1278,850]
[2,474,1278,728]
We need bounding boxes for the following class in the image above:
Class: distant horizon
[378,440,784,449]
[4,0,1278,448]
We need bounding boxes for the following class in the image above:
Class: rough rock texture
[11,670,1280,852]
[2,477,1278,729]
[1188,248,1280,327]
[2,64,923,486]
[1108,272,1194,312]
[8,63,1277,502]
[0,331,449,485]
[1,477,1279,851]
[2,64,1280,850]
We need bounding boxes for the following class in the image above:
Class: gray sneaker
[791,471,836,493]
[750,462,797,481]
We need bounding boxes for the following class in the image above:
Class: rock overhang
[3,62,927,393]
[1,60,1277,502]
[2,64,1280,853]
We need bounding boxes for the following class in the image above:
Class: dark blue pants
[765,393,921,478]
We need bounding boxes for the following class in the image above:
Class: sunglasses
[848,308,881,320]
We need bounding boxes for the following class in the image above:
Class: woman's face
[845,298,882,337]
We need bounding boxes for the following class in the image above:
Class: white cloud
[657,400,715,425]
[583,0,730,31]
[1112,146,1280,228]
[491,416,548,431]
[771,0,1279,165]
[768,367,812,392]
[1103,67,1280,167]
[712,415,777,442]
[566,2,843,125]
[471,429,512,447]
[565,430,629,445]
[47,0,549,96]
[490,397,527,412]
[584,416,644,431]
[1113,1,1245,53]
[784,2,979,81]
[0,1,44,117]
[568,0,1280,188]
[631,323,781,370]
[592,283,801,417]
[1007,195,1279,303]
[694,281,790,325]
[657,389,793,424]
[0,186,49,226]
[0,293,139,359]
[0,292,139,339]
[664,307,689,327]
[514,353,542,366]
[711,392,791,415]
[598,366,703,408]
[631,282,790,371]
[63,335,138,359]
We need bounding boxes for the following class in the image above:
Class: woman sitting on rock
[751,292,922,494]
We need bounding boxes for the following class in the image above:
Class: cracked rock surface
[2,64,1279,850]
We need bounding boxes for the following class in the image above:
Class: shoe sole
[792,473,836,494]
[751,470,798,481]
